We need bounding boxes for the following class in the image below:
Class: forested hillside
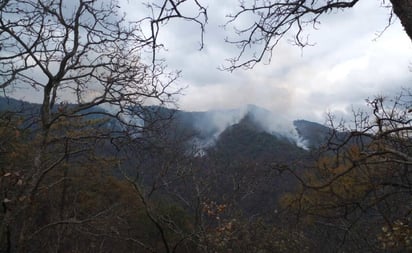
[0,96,316,252]
[3,95,411,252]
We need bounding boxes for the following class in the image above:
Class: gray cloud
[161,0,412,125]
[9,0,412,127]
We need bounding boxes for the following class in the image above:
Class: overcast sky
[118,0,412,124]
[7,1,412,125]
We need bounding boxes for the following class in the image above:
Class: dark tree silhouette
[223,0,412,70]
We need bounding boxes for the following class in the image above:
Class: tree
[280,90,412,251]
[391,0,412,40]
[222,0,412,70]
[0,0,178,130]
[0,1,206,252]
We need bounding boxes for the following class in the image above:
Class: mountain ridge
[0,96,332,150]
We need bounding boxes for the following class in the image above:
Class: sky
[6,0,412,126]
[118,0,412,124]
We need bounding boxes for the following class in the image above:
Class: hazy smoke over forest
[185,104,310,150]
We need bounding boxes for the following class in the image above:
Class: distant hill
[0,95,344,219]
[210,113,308,162]
[0,96,40,114]
[293,119,332,149]
[1,96,338,152]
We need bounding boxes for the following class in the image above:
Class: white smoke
[188,104,310,151]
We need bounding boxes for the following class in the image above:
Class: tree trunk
[391,0,412,41]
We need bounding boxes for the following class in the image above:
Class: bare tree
[223,0,411,70]
[280,90,412,251]
[0,0,177,132]
[0,0,206,252]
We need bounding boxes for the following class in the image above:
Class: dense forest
[1,0,412,252]
[1,94,412,252]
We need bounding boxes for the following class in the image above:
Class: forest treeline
[1,93,412,252]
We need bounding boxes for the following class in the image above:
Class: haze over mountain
[0,96,332,152]
[171,103,334,154]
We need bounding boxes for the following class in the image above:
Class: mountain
[0,96,335,151]
[0,96,335,221]
[171,105,334,154]
[210,113,308,162]
[0,96,40,114]
[293,119,332,149]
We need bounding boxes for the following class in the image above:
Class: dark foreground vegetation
[1,93,412,252]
